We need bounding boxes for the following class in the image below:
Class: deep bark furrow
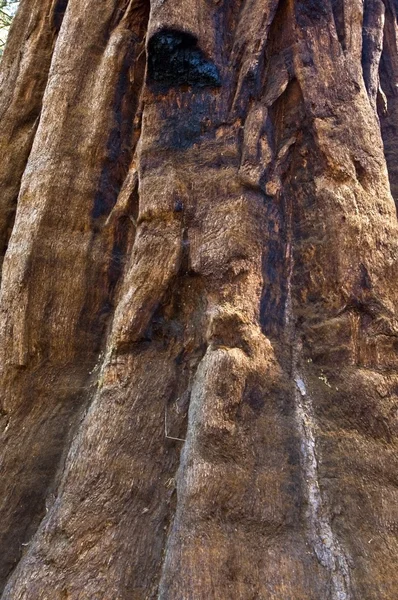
[362,0,385,109]
[379,2,398,207]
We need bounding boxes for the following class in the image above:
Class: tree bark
[0,0,398,598]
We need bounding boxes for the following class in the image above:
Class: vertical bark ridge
[281,108,352,598]
[291,2,398,597]
[0,0,70,276]
[228,0,282,116]
[0,0,150,591]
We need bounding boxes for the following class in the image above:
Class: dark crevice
[260,0,295,104]
[87,8,149,346]
[260,80,305,341]
[295,0,330,28]
[353,158,368,188]
[91,48,144,221]
[108,0,150,42]
[147,29,221,89]
[97,2,149,212]
[86,58,145,351]
[331,0,346,50]
[362,0,385,105]
[51,0,69,32]
[391,0,398,19]
[378,4,398,209]
[230,0,291,117]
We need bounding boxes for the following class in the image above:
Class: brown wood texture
[0,0,398,598]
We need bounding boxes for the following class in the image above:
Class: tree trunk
[0,0,398,598]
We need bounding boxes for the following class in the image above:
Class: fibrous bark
[0,0,398,598]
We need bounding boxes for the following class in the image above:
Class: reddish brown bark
[0,0,398,598]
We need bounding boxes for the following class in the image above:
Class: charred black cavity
[147,29,221,89]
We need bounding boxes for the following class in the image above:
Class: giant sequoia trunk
[0,0,398,598]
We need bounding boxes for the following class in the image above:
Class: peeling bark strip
[1,0,398,599]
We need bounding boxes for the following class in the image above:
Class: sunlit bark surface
[0,0,398,598]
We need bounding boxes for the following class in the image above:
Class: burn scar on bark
[147,29,221,89]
